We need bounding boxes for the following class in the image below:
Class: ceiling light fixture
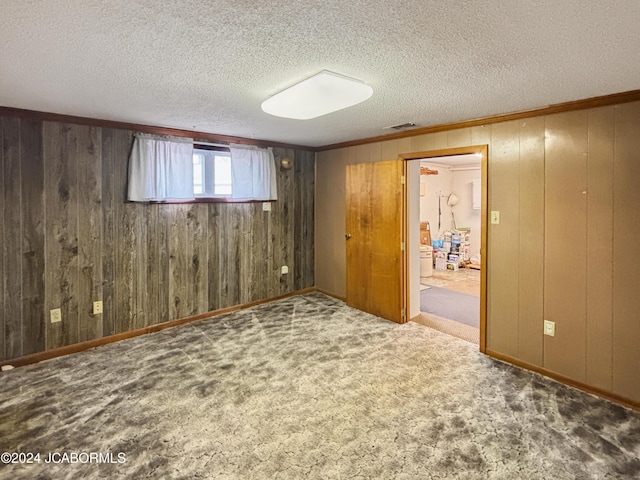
[261,70,373,120]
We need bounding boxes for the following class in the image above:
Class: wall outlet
[262,202,272,211]
[50,308,62,323]
[93,301,103,315]
[491,211,500,224]
[544,320,555,337]
[281,265,289,275]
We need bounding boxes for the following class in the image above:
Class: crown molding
[317,89,640,151]
[0,106,315,152]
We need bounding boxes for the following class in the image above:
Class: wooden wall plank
[543,111,588,382]
[144,203,160,326]
[169,205,188,319]
[44,122,79,350]
[271,150,285,298]
[20,119,45,355]
[314,150,339,295]
[225,204,242,308]
[410,134,430,153]
[278,148,295,295]
[470,125,492,146]
[157,205,171,323]
[102,128,134,334]
[100,128,116,336]
[248,201,268,303]
[303,150,316,289]
[447,128,472,148]
[186,203,208,314]
[612,101,640,401]
[268,150,284,299]
[381,139,400,161]
[425,131,448,151]
[272,148,288,296]
[354,142,381,163]
[517,117,545,366]
[486,120,520,357]
[2,117,22,359]
[236,204,252,305]
[293,150,314,290]
[586,106,615,391]
[214,204,228,308]
[370,142,382,162]
[264,196,277,300]
[207,203,221,310]
[131,201,147,330]
[77,125,102,342]
[293,151,304,291]
[113,129,134,334]
[305,150,316,288]
[0,118,5,360]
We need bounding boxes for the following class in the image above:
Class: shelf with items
[432,228,472,270]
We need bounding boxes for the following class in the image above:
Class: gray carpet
[1,293,639,479]
[420,286,480,328]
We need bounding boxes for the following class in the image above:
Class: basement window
[127,136,277,203]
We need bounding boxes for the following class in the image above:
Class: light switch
[491,211,500,224]
[262,202,271,211]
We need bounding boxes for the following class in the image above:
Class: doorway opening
[401,146,488,352]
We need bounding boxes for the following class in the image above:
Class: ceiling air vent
[382,122,417,130]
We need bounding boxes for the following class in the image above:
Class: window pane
[193,153,204,195]
[214,155,232,195]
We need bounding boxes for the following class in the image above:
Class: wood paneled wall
[0,117,314,362]
[316,101,640,404]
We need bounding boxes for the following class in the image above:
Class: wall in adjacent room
[0,116,315,362]
[449,168,481,259]
[419,164,481,258]
[316,102,640,405]
[419,163,452,236]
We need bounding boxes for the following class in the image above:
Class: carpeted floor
[420,286,480,328]
[1,293,639,479]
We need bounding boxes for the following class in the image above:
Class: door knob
[345,233,352,240]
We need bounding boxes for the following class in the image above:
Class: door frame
[400,145,488,353]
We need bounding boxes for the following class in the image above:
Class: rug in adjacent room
[420,285,479,328]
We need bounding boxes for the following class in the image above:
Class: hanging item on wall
[438,194,442,232]
[448,193,459,231]
[437,192,453,233]
[420,166,439,175]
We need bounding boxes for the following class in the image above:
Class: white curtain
[229,145,278,201]
[128,134,194,202]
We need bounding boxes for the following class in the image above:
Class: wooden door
[346,160,405,323]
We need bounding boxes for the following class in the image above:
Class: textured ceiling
[1,0,639,148]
